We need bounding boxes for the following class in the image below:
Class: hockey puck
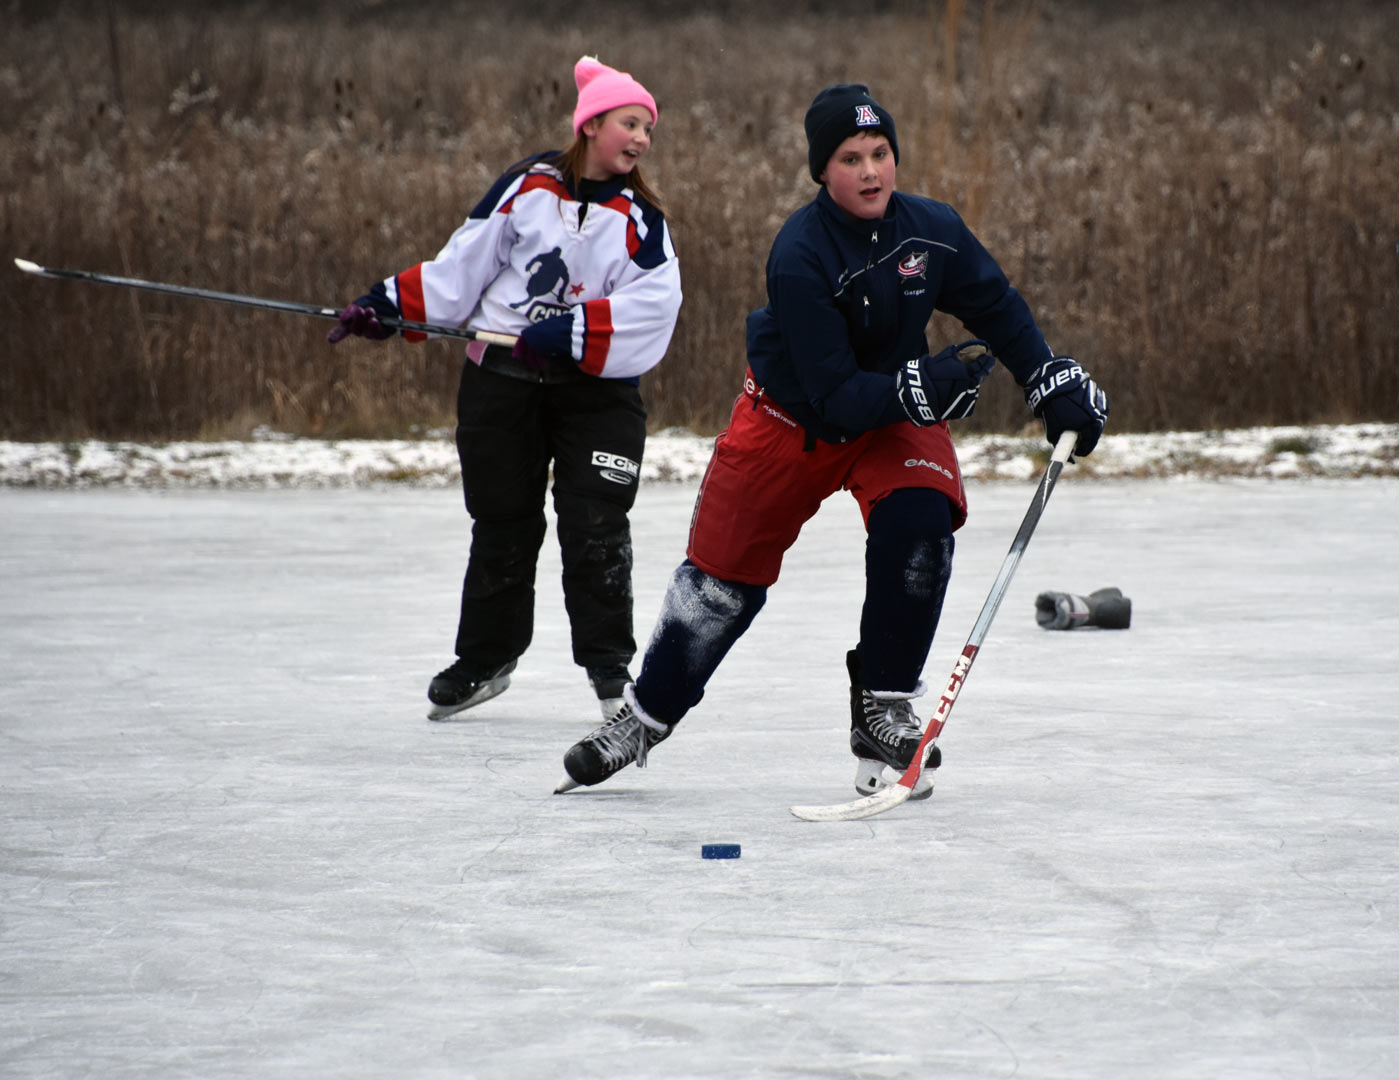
[701,843,741,860]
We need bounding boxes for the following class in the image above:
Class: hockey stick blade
[787,430,1080,823]
[789,774,917,822]
[13,257,517,347]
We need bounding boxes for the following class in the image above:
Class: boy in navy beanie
[803,83,899,182]
[557,82,1109,807]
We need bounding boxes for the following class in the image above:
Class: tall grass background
[2,0,1396,441]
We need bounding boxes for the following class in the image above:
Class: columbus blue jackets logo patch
[855,104,879,127]
[897,251,929,278]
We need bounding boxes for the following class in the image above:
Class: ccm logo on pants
[592,451,640,486]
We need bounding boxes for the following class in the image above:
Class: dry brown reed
[3,0,1396,440]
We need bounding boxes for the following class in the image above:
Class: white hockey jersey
[376,155,681,380]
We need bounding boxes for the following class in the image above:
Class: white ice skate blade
[880,766,935,801]
[853,760,935,801]
[554,775,581,794]
[425,674,511,721]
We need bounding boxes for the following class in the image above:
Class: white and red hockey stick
[13,257,517,347]
[789,429,1081,823]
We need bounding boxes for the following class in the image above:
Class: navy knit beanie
[804,84,899,183]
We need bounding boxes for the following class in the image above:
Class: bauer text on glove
[895,340,995,426]
[1024,356,1109,457]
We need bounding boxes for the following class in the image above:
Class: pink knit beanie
[572,55,658,135]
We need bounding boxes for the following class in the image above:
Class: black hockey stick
[789,428,1081,822]
[13,257,518,347]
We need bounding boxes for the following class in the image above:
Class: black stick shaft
[13,258,517,346]
[966,429,1077,647]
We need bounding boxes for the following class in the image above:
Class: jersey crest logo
[510,246,571,310]
[854,104,879,127]
[897,251,929,279]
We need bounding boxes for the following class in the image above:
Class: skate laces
[587,710,643,772]
[861,681,927,749]
[625,684,669,768]
[867,698,923,746]
[587,701,670,770]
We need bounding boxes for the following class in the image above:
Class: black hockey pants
[451,360,647,673]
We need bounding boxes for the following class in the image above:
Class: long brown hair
[547,126,667,216]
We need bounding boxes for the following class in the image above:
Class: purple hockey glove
[1023,356,1109,457]
[510,336,552,373]
[895,340,995,425]
[327,300,394,344]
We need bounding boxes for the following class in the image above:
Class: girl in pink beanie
[329,55,679,725]
[572,55,658,134]
[565,55,661,205]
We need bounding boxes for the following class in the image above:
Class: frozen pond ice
[2,476,1397,1078]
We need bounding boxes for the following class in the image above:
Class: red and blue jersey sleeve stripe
[601,196,642,258]
[577,299,614,376]
[394,265,427,343]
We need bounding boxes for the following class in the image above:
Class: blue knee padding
[858,490,954,692]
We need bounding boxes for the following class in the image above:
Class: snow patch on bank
[2,423,1395,489]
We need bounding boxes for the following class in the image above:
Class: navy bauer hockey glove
[1024,356,1109,457]
[896,340,995,426]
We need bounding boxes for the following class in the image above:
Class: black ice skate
[426,657,517,720]
[555,687,670,792]
[847,650,938,800]
[586,663,634,722]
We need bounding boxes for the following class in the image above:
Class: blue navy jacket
[745,186,1052,443]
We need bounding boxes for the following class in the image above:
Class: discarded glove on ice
[1035,587,1132,630]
